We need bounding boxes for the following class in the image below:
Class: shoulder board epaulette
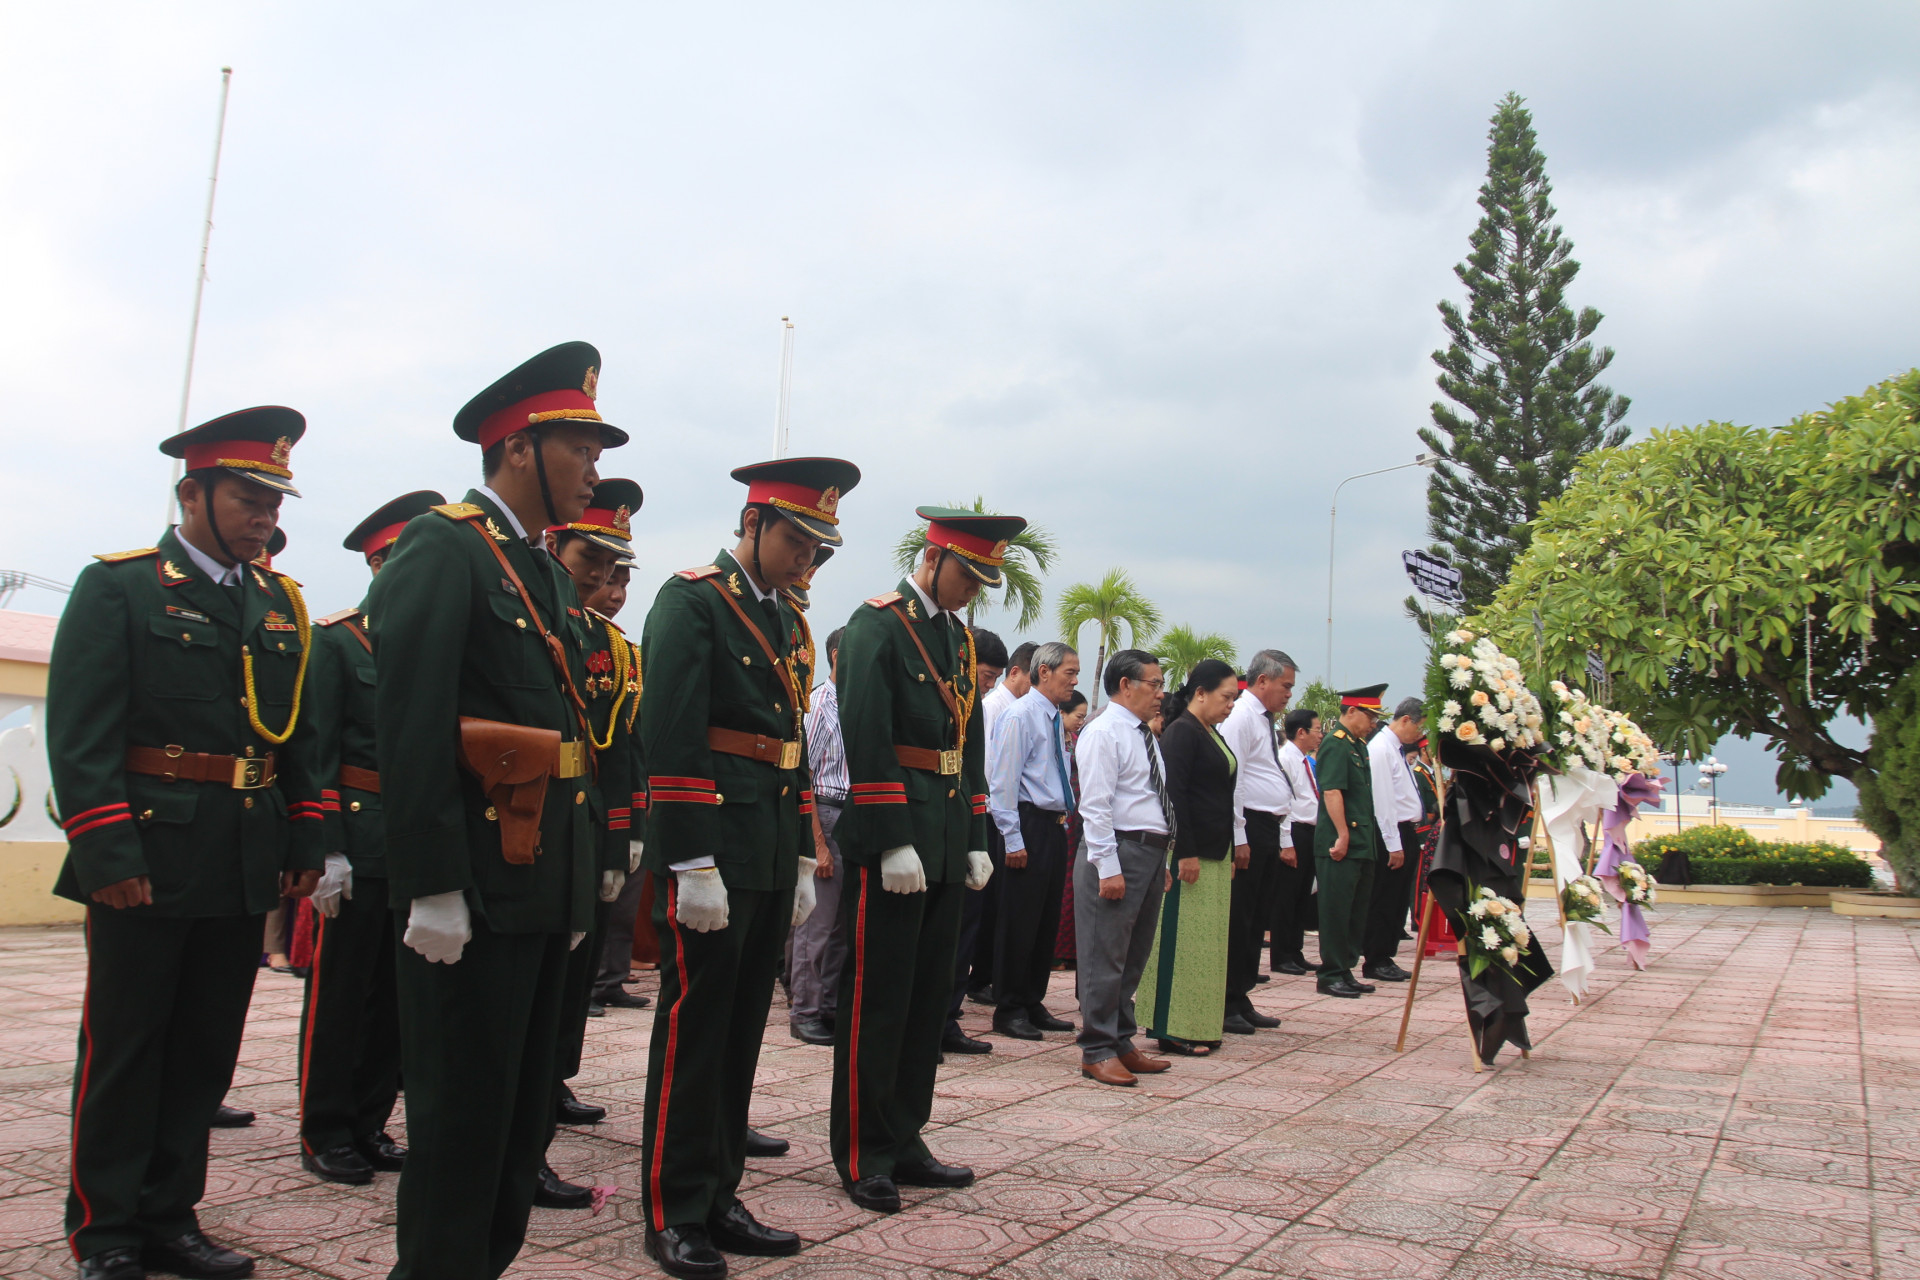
[93,547,158,563]
[315,608,361,627]
[865,591,904,609]
[675,564,722,581]
[432,502,486,520]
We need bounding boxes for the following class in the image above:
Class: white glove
[629,839,644,875]
[673,867,729,932]
[600,869,625,902]
[312,853,353,918]
[965,850,993,891]
[570,931,587,950]
[793,858,818,926]
[404,891,471,965]
[880,845,927,894]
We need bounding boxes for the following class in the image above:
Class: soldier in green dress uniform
[368,341,624,1280]
[52,408,326,1280]
[637,457,859,1278]
[827,508,1015,1213]
[537,478,645,1208]
[1312,685,1389,999]
[294,490,443,1188]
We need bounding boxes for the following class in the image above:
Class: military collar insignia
[905,598,919,618]
[727,572,744,597]
[251,567,275,594]
[485,517,511,543]
[158,558,190,586]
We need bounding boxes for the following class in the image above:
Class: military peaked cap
[916,506,1028,587]
[731,457,861,545]
[453,341,629,451]
[160,406,307,497]
[344,490,447,559]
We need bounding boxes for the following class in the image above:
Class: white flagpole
[167,66,234,525]
[773,316,795,458]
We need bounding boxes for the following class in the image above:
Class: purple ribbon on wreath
[1595,771,1662,969]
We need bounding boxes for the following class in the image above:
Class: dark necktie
[1138,722,1176,845]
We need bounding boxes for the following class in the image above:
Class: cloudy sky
[4,2,1915,807]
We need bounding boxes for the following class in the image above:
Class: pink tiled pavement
[1,903,1916,1278]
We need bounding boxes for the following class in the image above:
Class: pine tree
[1422,91,1630,612]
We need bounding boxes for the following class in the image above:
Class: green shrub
[1683,857,1873,888]
[1634,826,1761,860]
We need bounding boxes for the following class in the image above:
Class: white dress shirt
[1367,728,1422,852]
[982,683,1016,764]
[1279,740,1319,826]
[1220,690,1296,848]
[988,687,1071,852]
[476,484,537,545]
[173,529,245,586]
[1073,702,1168,879]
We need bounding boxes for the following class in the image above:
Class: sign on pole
[1401,550,1465,608]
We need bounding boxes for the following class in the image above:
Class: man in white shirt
[1273,708,1324,975]
[1219,650,1297,1033]
[1362,697,1426,983]
[943,631,1012,1055]
[1071,650,1175,1087]
[985,641,1081,1040]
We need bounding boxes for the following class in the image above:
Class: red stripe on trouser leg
[297,913,326,1156]
[649,878,690,1232]
[66,912,97,1259]
[847,866,869,1181]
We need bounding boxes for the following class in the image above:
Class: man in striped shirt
[788,627,849,1044]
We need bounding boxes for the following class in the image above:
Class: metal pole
[773,316,795,458]
[167,66,234,526]
[1324,455,1432,684]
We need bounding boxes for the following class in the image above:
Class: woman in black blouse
[1135,660,1241,1054]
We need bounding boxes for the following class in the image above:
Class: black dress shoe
[209,1103,253,1128]
[1363,961,1411,982]
[1221,1012,1256,1035]
[707,1197,800,1256]
[1027,1008,1074,1032]
[789,1017,833,1045]
[966,985,995,1006]
[941,1030,993,1055]
[302,1144,374,1185]
[141,1231,254,1278]
[586,1002,605,1017]
[1317,977,1364,999]
[644,1224,727,1279]
[602,989,653,1010]
[555,1093,607,1126]
[1272,958,1312,976]
[743,1128,790,1159]
[1253,973,1271,984]
[892,1157,974,1188]
[991,1013,1042,1041]
[355,1131,406,1171]
[533,1162,594,1209]
[78,1247,142,1280]
[1354,979,1377,993]
[845,1174,901,1213]
[1243,1009,1281,1028]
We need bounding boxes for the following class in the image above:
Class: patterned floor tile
[830,1205,1058,1274]
[1240,1223,1462,1279]
[1074,1194,1286,1264]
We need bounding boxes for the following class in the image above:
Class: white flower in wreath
[1512,924,1532,948]
[1438,716,1456,732]
[1480,927,1500,948]
[1449,667,1473,689]
[1446,630,1474,645]
[1443,700,1461,717]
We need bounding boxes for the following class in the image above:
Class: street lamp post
[1325,453,1436,684]
[1698,756,1728,824]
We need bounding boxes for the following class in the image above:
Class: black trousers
[390,920,570,1280]
[832,870,966,1183]
[1364,821,1420,966]
[1271,821,1319,967]
[947,823,1004,1033]
[298,884,400,1158]
[65,909,261,1262]
[994,804,1068,1016]
[641,880,791,1231]
[1226,811,1281,1013]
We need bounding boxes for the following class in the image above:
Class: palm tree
[890,497,1058,630]
[1154,625,1237,690]
[1055,569,1162,707]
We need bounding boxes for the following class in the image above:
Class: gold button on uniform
[243,746,254,758]
[515,618,527,629]
[575,792,585,805]
[349,801,362,812]
[485,806,499,821]
[742,655,752,665]
[715,793,724,803]
[139,809,153,821]
[781,786,790,796]
[180,631,191,642]
[948,789,956,798]
[243,797,254,810]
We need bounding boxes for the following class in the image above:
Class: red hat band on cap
[558,505,633,540]
[183,435,295,479]
[927,521,1009,566]
[360,521,411,559]
[746,478,841,525]
[1342,694,1385,710]
[476,389,602,452]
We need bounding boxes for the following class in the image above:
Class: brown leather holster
[458,716,560,865]
[337,764,381,794]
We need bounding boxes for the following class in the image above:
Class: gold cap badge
[581,366,599,399]
[817,487,840,516]
[270,436,293,466]
[613,504,631,532]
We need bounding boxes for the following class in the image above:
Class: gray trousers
[787,800,846,1025]
[1072,835,1168,1065]
[594,856,648,999]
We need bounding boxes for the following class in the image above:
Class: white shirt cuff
[1093,851,1122,879]
[669,856,717,872]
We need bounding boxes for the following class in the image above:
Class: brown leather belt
[894,745,961,776]
[338,764,381,794]
[126,745,276,790]
[1116,829,1172,851]
[708,727,802,770]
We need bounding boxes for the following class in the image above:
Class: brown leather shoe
[1080,1058,1137,1087]
[1118,1049,1170,1074]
